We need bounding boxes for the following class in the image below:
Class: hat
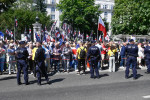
[129,39,134,42]
[9,43,14,46]
[91,40,96,43]
[19,41,25,45]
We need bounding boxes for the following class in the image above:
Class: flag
[98,16,107,38]
[6,29,10,36]
[15,17,18,27]
[105,35,110,41]
[55,30,60,38]
[35,32,41,41]
[99,35,102,42]
[73,30,76,36]
[86,34,89,39]
[11,31,13,37]
[62,31,65,40]
[78,30,81,37]
[46,34,51,42]
[29,28,31,34]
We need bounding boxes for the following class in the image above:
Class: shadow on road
[50,78,65,84]
[0,76,16,81]
[129,74,143,79]
[100,74,109,78]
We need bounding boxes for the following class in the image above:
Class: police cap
[19,41,25,45]
[129,39,134,42]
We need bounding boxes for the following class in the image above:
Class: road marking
[143,95,150,99]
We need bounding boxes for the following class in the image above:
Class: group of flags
[4,16,109,42]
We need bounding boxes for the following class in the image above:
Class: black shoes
[17,82,22,85]
[125,76,129,79]
[145,72,150,74]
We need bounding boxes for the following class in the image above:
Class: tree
[57,0,101,36]
[35,0,47,13]
[0,9,52,40]
[0,0,16,14]
[112,0,150,35]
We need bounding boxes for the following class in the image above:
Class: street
[0,69,150,100]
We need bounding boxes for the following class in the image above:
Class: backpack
[79,47,86,59]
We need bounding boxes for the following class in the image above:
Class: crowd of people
[0,39,150,80]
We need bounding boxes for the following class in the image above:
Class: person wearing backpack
[76,41,87,75]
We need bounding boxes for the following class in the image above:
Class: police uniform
[16,41,29,85]
[34,42,49,85]
[144,42,150,74]
[87,41,101,79]
[125,39,138,79]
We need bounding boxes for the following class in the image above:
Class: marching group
[0,38,150,85]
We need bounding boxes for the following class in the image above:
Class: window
[111,5,113,9]
[105,5,108,9]
[51,15,55,20]
[52,0,55,4]
[51,7,55,13]
[104,12,108,17]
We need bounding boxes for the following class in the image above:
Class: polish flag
[11,31,13,37]
[98,16,107,38]
[29,28,31,34]
[99,35,102,42]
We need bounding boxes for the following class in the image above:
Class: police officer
[34,41,49,85]
[87,41,101,79]
[125,39,138,80]
[16,41,29,85]
[144,41,150,74]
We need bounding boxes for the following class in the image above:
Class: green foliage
[57,0,101,34]
[35,0,47,13]
[112,0,150,35]
[0,10,52,40]
[0,0,16,14]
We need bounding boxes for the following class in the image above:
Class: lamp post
[32,15,42,42]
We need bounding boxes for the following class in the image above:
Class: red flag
[98,16,107,38]
[99,35,102,42]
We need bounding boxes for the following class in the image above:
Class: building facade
[46,0,61,28]
[45,0,114,35]
[95,0,114,36]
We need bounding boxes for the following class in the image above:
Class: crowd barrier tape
[0,57,143,64]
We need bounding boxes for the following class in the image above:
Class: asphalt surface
[0,68,150,100]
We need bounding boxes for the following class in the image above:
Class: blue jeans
[120,56,125,67]
[72,59,78,71]
[0,58,5,72]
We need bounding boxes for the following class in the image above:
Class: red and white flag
[55,30,60,38]
[86,35,89,39]
[105,35,110,41]
[98,16,107,38]
[11,31,13,37]
[99,35,102,42]
[29,28,31,34]
[15,18,18,27]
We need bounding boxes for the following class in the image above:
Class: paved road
[0,69,150,100]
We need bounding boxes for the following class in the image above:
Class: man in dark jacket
[120,42,127,68]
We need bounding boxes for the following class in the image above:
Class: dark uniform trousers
[36,61,48,84]
[17,60,28,84]
[145,58,150,72]
[126,56,137,78]
[89,59,99,77]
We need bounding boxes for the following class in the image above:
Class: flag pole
[14,25,15,41]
